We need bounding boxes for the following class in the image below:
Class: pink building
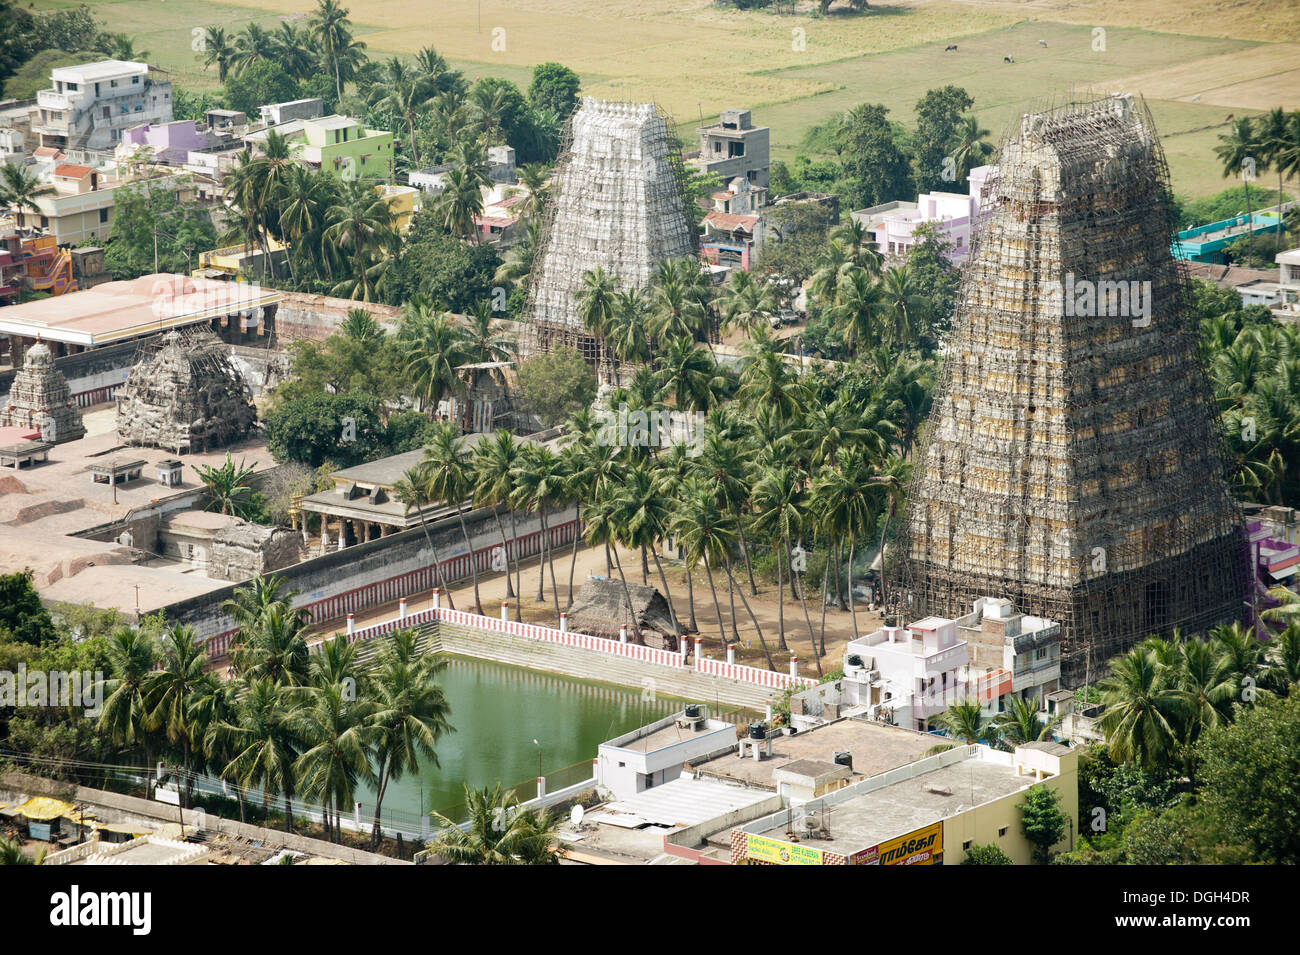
[851,165,993,264]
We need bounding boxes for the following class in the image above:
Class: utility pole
[153,224,158,275]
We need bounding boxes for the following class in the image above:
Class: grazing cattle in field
[1038,39,1047,47]
[1004,55,1015,63]
[945,44,958,51]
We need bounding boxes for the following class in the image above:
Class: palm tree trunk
[726,567,740,641]
[420,514,455,611]
[545,507,562,624]
[704,559,726,647]
[776,549,788,652]
[640,544,650,585]
[725,555,774,671]
[284,791,294,833]
[509,509,522,621]
[878,502,893,617]
[834,536,845,610]
[819,553,830,658]
[683,552,700,632]
[370,757,390,849]
[536,507,547,602]
[651,549,682,645]
[737,520,759,596]
[796,562,821,679]
[455,507,483,615]
[566,520,581,611]
[848,530,860,639]
[493,507,515,599]
[610,544,644,644]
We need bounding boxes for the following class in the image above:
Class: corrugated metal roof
[591,777,769,828]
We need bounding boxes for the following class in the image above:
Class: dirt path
[323,542,884,679]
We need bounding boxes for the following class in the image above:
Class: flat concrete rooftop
[0,274,281,347]
[696,719,939,790]
[752,756,1034,856]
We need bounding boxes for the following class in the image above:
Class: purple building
[119,119,213,165]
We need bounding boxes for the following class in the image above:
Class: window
[132,76,140,84]
[998,826,1008,837]
[99,209,109,223]
[110,79,117,88]
[962,840,972,851]
[1035,647,1048,661]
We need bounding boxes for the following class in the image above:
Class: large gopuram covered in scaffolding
[901,94,1248,684]
[115,328,256,454]
[523,98,696,366]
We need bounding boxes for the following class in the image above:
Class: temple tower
[901,95,1248,683]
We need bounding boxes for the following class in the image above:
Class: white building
[31,61,173,151]
[790,597,1062,734]
[596,707,737,800]
[851,165,993,264]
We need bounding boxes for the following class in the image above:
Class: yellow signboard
[746,833,825,865]
[873,822,943,865]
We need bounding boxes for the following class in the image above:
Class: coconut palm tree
[270,22,315,80]
[876,264,928,348]
[200,26,237,82]
[613,461,682,639]
[309,0,359,100]
[1097,646,1183,773]
[812,447,873,639]
[935,699,998,745]
[0,837,43,865]
[649,262,710,344]
[1210,621,1270,699]
[993,695,1062,745]
[736,328,805,424]
[696,423,760,597]
[430,166,485,242]
[97,627,158,791]
[233,23,276,74]
[832,266,887,355]
[422,423,484,615]
[461,302,517,390]
[0,163,55,221]
[1215,117,1263,263]
[278,164,334,283]
[290,677,375,842]
[324,179,398,301]
[510,443,566,620]
[142,626,216,808]
[377,71,431,167]
[392,463,455,608]
[1264,623,1300,695]
[671,478,732,645]
[474,430,525,610]
[948,113,994,186]
[576,267,619,340]
[493,217,541,289]
[398,304,470,414]
[831,218,883,274]
[603,288,653,377]
[515,162,551,219]
[867,453,911,615]
[426,784,560,864]
[365,629,453,847]
[233,603,312,687]
[751,462,810,654]
[809,240,855,308]
[718,270,779,336]
[654,336,725,414]
[208,678,301,831]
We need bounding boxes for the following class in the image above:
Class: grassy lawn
[35,0,1299,196]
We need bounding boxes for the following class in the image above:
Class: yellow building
[730,742,1078,865]
[195,236,288,279]
[376,184,420,233]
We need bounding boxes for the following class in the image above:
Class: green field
[34,0,1300,198]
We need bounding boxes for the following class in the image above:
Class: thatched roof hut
[567,577,682,652]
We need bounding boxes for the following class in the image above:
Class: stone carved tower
[0,340,86,443]
[901,96,1248,683]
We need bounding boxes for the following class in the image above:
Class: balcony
[38,89,72,110]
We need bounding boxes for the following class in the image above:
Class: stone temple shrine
[0,340,86,443]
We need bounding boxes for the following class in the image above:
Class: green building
[286,115,394,182]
